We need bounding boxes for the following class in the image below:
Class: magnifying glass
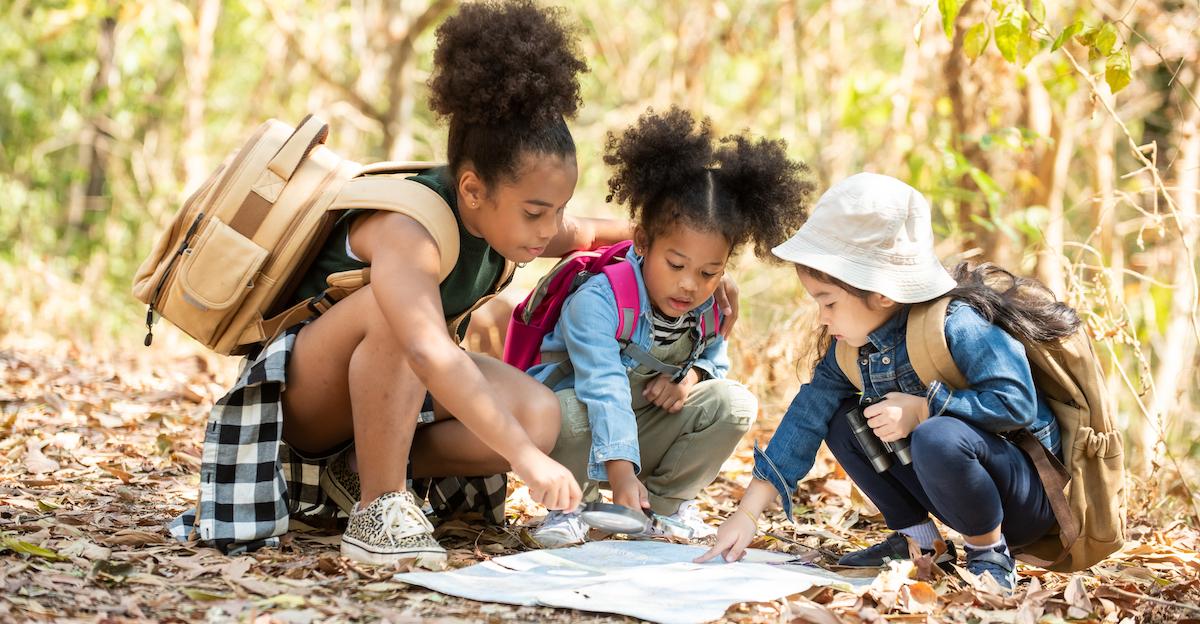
[576,502,695,539]
[577,502,653,535]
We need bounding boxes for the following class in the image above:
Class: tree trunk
[181,0,221,194]
[1034,87,1081,297]
[65,15,116,249]
[1151,69,1200,459]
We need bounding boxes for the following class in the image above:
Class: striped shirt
[651,309,698,346]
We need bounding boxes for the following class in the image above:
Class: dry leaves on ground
[2,340,1199,623]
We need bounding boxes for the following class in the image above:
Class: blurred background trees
[1,0,1197,512]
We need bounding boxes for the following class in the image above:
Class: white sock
[898,519,942,550]
[964,535,1010,557]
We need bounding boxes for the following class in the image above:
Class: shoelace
[379,494,433,542]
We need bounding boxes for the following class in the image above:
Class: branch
[264,2,386,123]
[1061,48,1200,351]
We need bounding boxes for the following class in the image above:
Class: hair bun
[428,0,587,127]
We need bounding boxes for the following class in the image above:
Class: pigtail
[604,107,714,228]
[712,134,814,259]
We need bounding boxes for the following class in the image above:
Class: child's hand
[513,450,583,511]
[864,392,929,442]
[715,274,740,338]
[694,510,757,563]
[643,369,699,413]
[606,460,650,511]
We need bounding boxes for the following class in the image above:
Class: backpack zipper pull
[144,306,155,346]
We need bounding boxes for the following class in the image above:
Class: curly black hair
[604,107,813,259]
[428,0,588,185]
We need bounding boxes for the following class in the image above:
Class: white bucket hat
[771,172,956,304]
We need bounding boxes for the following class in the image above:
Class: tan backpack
[133,114,513,355]
[834,297,1126,572]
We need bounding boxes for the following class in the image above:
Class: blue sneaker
[838,532,958,569]
[965,546,1017,590]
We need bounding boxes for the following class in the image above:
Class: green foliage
[937,1,1132,92]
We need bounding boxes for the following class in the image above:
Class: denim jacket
[754,300,1061,520]
[529,252,729,481]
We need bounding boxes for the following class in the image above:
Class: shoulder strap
[699,305,721,340]
[328,175,459,281]
[601,260,640,343]
[906,297,968,390]
[834,339,864,391]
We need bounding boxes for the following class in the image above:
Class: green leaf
[994,4,1026,63]
[0,537,67,561]
[939,0,964,39]
[964,22,990,59]
[256,594,307,609]
[1029,0,1046,23]
[1016,29,1041,66]
[1094,22,1118,55]
[1105,47,1132,93]
[1052,20,1084,51]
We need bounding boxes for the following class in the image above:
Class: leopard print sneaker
[341,490,447,569]
[319,447,360,515]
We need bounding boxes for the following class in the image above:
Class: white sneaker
[341,490,447,569]
[532,510,590,548]
[665,500,717,539]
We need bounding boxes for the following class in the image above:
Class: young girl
[696,173,1070,590]
[170,0,635,568]
[529,107,812,547]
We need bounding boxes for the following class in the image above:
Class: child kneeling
[527,108,812,546]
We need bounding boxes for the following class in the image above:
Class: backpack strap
[906,296,1077,567]
[256,174,459,344]
[329,175,459,280]
[834,339,864,391]
[906,297,968,390]
[601,260,641,343]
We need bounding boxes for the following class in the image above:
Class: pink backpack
[503,240,720,379]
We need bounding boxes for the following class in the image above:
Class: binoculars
[845,397,912,473]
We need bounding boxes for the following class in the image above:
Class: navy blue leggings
[825,399,1056,548]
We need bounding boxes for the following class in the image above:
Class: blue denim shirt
[754,300,1061,520]
[529,252,729,481]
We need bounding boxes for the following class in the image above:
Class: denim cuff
[588,443,642,481]
[926,380,953,419]
[752,443,796,522]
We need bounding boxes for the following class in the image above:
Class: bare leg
[282,284,560,504]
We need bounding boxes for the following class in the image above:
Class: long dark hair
[945,262,1081,342]
[798,261,1081,370]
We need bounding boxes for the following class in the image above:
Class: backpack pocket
[162,218,269,343]
[1071,425,1125,545]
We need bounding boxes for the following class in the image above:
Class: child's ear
[871,293,898,309]
[632,225,649,255]
[458,168,486,211]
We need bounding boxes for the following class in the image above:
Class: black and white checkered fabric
[167,325,507,555]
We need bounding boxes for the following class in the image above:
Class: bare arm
[355,213,545,469]
[541,215,633,257]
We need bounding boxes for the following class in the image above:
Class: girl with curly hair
[529,107,813,547]
[273,1,610,567]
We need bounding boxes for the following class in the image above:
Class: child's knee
[687,380,756,432]
[521,383,562,452]
[910,417,972,461]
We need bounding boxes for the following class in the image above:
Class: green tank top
[292,167,507,339]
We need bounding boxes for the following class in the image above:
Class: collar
[863,305,911,353]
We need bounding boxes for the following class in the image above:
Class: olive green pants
[548,337,757,515]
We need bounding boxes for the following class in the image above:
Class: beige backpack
[834,297,1126,572]
[133,114,513,355]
